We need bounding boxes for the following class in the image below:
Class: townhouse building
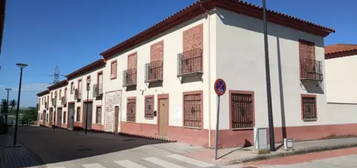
[37,0,357,148]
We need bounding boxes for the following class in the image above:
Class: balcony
[51,98,57,107]
[74,89,82,101]
[61,96,67,106]
[93,84,103,98]
[45,102,48,109]
[123,69,137,87]
[300,59,323,81]
[145,60,163,83]
[177,48,203,77]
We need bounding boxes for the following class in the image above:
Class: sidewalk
[0,130,42,168]
[184,136,357,166]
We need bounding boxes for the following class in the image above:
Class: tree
[20,107,38,125]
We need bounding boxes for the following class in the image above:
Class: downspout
[206,9,212,148]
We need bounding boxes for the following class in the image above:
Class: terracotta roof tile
[325,44,357,59]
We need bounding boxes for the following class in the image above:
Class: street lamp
[84,77,91,135]
[13,63,28,147]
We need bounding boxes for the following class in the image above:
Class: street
[17,126,219,168]
[11,126,357,168]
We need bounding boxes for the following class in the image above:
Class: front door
[57,108,62,126]
[83,102,93,130]
[114,106,119,133]
[49,108,53,125]
[158,98,169,136]
[68,103,75,129]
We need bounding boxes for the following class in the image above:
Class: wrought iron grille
[123,69,137,86]
[127,99,136,122]
[183,93,202,128]
[144,97,154,119]
[178,48,203,76]
[145,60,163,82]
[300,58,323,81]
[231,93,254,128]
[302,97,317,120]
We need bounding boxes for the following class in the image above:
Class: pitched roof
[325,44,357,59]
[48,80,68,90]
[100,0,334,59]
[66,59,105,80]
[37,90,49,96]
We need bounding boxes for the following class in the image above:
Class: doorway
[68,103,75,129]
[49,108,53,125]
[57,107,62,126]
[114,106,119,133]
[158,97,169,137]
[83,102,93,130]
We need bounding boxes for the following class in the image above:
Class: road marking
[82,163,107,168]
[168,154,214,167]
[114,160,147,168]
[143,157,184,168]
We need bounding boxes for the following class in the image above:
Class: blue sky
[0,0,356,107]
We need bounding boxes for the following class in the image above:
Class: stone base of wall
[91,124,104,131]
[120,122,357,148]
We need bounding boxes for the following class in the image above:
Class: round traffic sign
[214,79,226,96]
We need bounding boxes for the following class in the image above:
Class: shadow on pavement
[17,126,168,167]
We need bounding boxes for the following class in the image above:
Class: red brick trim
[110,60,117,80]
[301,94,317,122]
[182,91,203,129]
[92,124,104,131]
[144,95,155,119]
[228,90,255,130]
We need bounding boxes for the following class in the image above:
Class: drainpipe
[206,9,212,148]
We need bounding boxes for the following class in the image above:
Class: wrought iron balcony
[177,48,203,77]
[300,58,323,81]
[61,96,67,106]
[145,60,163,83]
[74,89,82,100]
[123,69,137,87]
[93,84,103,98]
[51,98,57,107]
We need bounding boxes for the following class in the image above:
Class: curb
[229,143,357,165]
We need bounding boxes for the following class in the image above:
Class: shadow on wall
[301,81,324,94]
[17,126,168,167]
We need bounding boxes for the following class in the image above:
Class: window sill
[230,127,254,131]
[183,126,202,130]
[303,118,317,122]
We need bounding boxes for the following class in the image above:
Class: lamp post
[85,77,91,135]
[13,63,28,147]
[5,88,11,129]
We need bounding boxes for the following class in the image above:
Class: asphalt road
[18,126,165,165]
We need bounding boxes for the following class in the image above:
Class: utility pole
[262,0,275,151]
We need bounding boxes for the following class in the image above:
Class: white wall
[326,103,357,124]
[102,12,217,131]
[325,55,357,103]
[215,8,328,129]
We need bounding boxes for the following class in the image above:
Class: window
[64,88,67,97]
[230,91,254,129]
[59,89,62,100]
[302,95,317,121]
[97,72,103,88]
[76,107,81,122]
[111,60,117,79]
[78,79,82,93]
[145,96,154,119]
[127,98,136,122]
[183,92,202,128]
[63,111,66,124]
[96,106,102,124]
[70,82,74,94]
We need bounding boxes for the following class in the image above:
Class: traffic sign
[214,79,226,96]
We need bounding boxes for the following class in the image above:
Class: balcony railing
[177,48,203,77]
[93,84,103,97]
[300,58,323,81]
[61,96,67,106]
[51,98,57,107]
[145,60,163,83]
[123,69,137,87]
[74,89,82,100]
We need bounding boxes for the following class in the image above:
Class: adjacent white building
[37,0,357,148]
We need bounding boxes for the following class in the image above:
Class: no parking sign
[214,79,226,96]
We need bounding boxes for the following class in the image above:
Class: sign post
[214,79,226,160]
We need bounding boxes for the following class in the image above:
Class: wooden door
[83,102,93,129]
[67,103,75,129]
[49,108,53,125]
[114,106,119,133]
[57,108,62,126]
[159,99,169,136]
